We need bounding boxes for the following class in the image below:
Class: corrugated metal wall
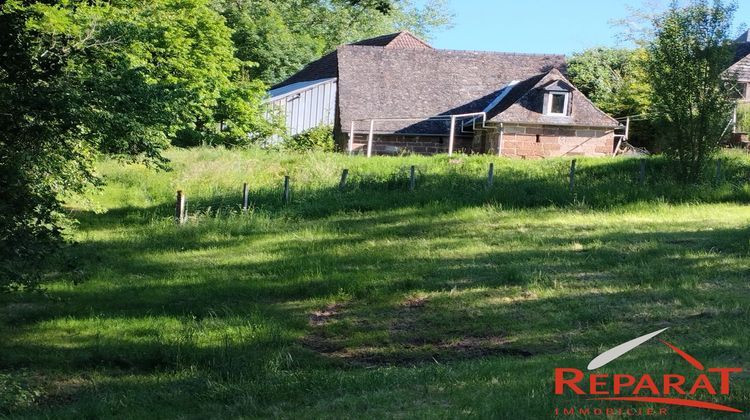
[266,79,337,136]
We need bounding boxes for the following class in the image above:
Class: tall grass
[79,147,750,221]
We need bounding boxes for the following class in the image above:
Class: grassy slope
[1,148,750,419]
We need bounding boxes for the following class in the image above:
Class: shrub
[737,103,750,133]
[646,0,737,180]
[283,126,335,152]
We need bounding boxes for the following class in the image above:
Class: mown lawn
[1,148,749,419]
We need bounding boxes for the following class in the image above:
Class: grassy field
[1,148,750,419]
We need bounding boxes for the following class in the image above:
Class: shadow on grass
[3,207,748,373]
[3,156,750,416]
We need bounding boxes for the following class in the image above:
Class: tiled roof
[489,69,619,127]
[336,46,568,134]
[274,31,618,134]
[271,51,338,89]
[351,31,432,49]
[271,32,431,89]
[727,42,750,82]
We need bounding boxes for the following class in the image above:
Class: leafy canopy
[646,0,738,179]
[0,0,268,290]
[213,0,453,85]
[568,47,651,118]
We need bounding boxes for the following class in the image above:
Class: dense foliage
[0,0,451,290]
[213,0,453,85]
[736,102,750,133]
[568,47,656,149]
[646,0,737,179]
[283,125,336,152]
[568,48,651,118]
[0,0,264,290]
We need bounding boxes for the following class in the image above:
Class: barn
[266,31,620,158]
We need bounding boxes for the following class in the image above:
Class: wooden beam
[367,120,374,158]
[448,116,456,156]
[348,121,355,155]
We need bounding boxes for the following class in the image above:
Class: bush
[737,103,750,133]
[283,126,335,152]
[646,1,737,179]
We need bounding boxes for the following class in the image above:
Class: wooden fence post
[639,159,646,185]
[242,182,249,212]
[715,159,722,184]
[487,162,494,188]
[175,190,186,225]
[283,176,290,204]
[569,159,576,193]
[409,165,416,192]
[339,169,349,191]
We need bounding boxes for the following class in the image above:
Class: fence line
[173,158,738,224]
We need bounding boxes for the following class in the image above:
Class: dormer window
[549,92,569,115]
[542,80,572,116]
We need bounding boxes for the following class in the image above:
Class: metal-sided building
[265,78,337,136]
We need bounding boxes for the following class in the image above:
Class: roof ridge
[347,31,432,49]
[389,31,433,49]
[340,44,565,57]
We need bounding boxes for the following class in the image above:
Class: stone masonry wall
[337,126,614,157]
[480,125,615,158]
[346,134,473,155]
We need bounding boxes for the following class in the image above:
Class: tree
[0,0,268,290]
[213,0,453,85]
[568,47,651,117]
[568,47,655,148]
[216,1,325,86]
[646,0,737,179]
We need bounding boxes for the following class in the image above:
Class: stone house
[267,31,619,158]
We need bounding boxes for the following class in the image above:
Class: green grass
[2,148,750,419]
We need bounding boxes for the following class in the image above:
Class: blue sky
[423,0,750,55]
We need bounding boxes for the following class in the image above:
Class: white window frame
[547,92,570,116]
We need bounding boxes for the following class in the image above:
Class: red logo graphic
[554,328,743,414]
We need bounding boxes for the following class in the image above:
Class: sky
[422,0,750,55]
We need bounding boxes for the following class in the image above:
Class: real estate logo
[554,328,743,416]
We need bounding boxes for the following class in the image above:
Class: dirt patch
[302,302,349,354]
[301,298,536,367]
[37,377,87,407]
[401,296,429,308]
[389,296,430,335]
[308,302,345,327]
[326,336,534,367]
[299,334,347,354]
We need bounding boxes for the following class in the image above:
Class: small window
[548,93,569,115]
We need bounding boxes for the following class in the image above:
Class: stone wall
[336,125,614,157]
[476,125,615,158]
[344,134,473,155]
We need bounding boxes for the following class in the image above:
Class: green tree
[568,47,651,117]
[568,47,655,148]
[646,0,737,179]
[217,1,325,86]
[0,0,268,290]
[213,0,453,85]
